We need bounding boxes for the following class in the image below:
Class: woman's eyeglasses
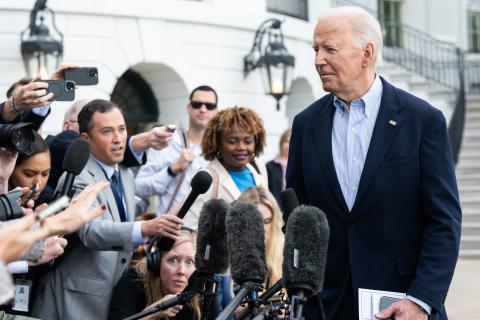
[190,100,217,110]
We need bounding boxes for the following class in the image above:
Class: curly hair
[202,107,266,160]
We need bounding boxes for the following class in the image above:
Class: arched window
[111,69,159,134]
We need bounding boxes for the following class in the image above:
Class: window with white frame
[379,0,402,48]
[468,11,480,52]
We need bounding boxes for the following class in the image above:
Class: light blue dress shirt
[92,139,147,247]
[331,75,431,315]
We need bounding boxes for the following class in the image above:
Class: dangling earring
[216,151,223,159]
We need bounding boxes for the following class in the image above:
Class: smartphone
[36,80,75,101]
[64,67,98,85]
[378,296,400,313]
[18,182,40,206]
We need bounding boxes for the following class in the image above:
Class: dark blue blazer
[286,77,461,320]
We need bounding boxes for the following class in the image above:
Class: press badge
[12,279,32,312]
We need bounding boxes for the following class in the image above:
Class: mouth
[111,146,124,154]
[172,280,187,287]
[233,154,249,161]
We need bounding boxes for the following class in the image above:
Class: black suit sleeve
[0,101,49,131]
[122,135,147,168]
[108,268,147,320]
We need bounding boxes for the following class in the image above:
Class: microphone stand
[288,292,307,320]
[216,282,263,320]
[123,271,218,320]
[235,278,284,320]
[201,276,218,320]
[251,302,287,320]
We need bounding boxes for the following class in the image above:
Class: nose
[315,49,327,67]
[112,129,121,142]
[177,262,187,276]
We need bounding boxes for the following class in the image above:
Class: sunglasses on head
[190,100,217,110]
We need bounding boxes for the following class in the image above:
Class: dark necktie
[110,170,127,222]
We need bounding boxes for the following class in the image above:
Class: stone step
[459,185,480,192]
[459,249,480,259]
[458,179,480,186]
[408,78,431,92]
[459,235,480,250]
[462,223,480,236]
[456,160,480,170]
[461,129,480,138]
[428,89,455,101]
[457,150,480,160]
[463,212,480,223]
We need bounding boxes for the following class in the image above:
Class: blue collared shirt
[331,75,431,315]
[332,75,383,211]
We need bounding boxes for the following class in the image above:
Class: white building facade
[0,0,477,159]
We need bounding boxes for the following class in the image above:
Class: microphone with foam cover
[127,199,230,320]
[283,205,329,320]
[56,139,90,199]
[157,170,212,251]
[216,202,267,320]
[195,198,230,320]
[280,188,299,233]
[195,198,230,274]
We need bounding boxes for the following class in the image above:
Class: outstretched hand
[0,215,49,263]
[41,181,109,236]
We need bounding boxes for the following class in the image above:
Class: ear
[80,132,90,141]
[363,42,375,67]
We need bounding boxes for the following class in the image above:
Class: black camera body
[0,122,35,154]
[64,67,99,85]
[35,80,75,101]
[0,190,24,222]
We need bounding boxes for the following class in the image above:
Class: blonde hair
[235,187,284,288]
[135,230,200,319]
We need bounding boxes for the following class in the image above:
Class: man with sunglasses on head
[135,85,219,216]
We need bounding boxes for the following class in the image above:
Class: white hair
[64,98,90,122]
[317,6,383,59]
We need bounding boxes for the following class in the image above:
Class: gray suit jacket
[31,156,137,320]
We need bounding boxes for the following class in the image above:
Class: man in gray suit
[32,99,183,320]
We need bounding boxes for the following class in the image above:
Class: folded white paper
[358,288,406,320]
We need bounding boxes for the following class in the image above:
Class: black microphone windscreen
[226,202,267,284]
[280,188,299,230]
[62,139,90,174]
[195,199,230,274]
[283,205,329,294]
[190,170,213,194]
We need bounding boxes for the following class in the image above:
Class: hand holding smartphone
[64,67,99,85]
[35,80,75,101]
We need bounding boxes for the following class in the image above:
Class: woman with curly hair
[183,106,269,230]
[180,106,268,314]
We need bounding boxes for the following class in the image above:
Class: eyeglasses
[190,100,217,111]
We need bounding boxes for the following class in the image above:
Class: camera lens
[0,123,35,154]
[65,81,75,91]
[89,68,98,78]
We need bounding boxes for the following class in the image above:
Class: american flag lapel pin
[388,120,397,126]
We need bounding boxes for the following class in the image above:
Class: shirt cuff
[128,138,145,162]
[6,260,29,274]
[406,295,432,315]
[31,104,50,116]
[131,221,149,247]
